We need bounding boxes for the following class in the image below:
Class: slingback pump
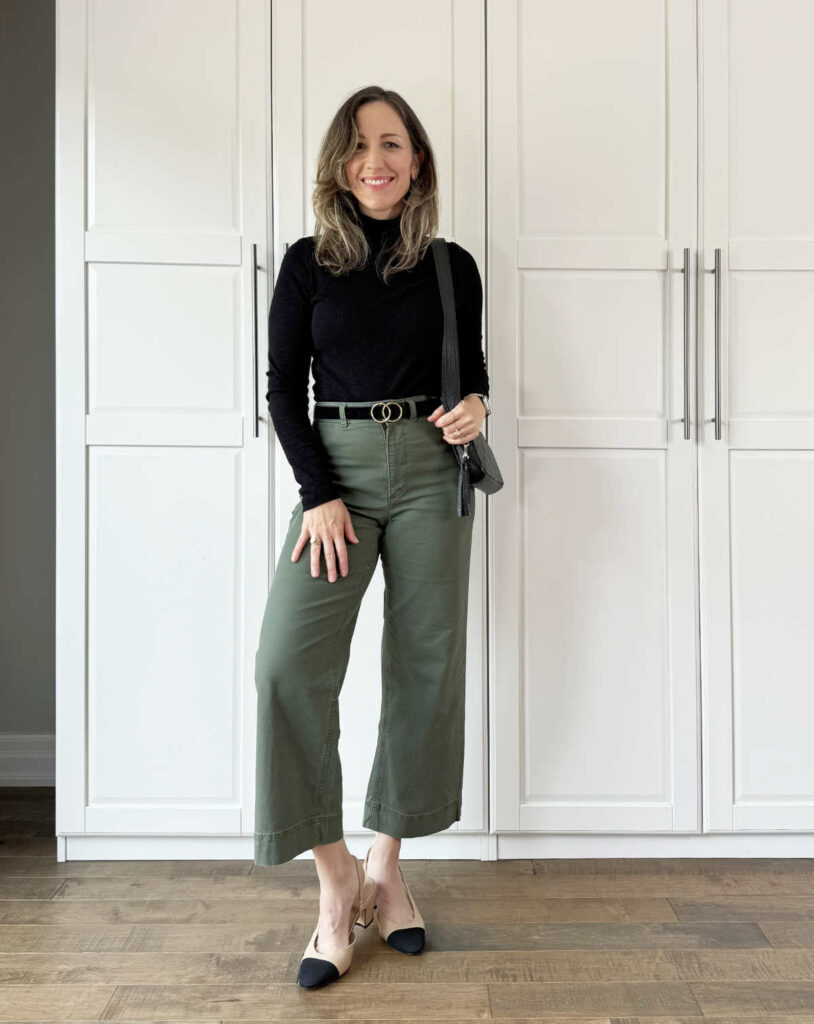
[297,856,377,988]
[364,844,426,954]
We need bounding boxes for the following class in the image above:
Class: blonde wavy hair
[311,86,439,282]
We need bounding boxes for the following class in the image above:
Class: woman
[254,85,490,988]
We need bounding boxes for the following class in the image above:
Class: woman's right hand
[291,498,359,582]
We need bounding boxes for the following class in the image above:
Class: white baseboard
[56,829,814,862]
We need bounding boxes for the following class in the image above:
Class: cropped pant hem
[254,796,463,865]
[254,812,344,866]
[362,795,462,838]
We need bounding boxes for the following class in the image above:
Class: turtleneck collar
[354,199,402,245]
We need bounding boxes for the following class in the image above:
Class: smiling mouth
[362,177,394,186]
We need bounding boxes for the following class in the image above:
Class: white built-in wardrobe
[55,0,814,861]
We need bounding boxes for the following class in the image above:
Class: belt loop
[407,398,417,420]
[339,401,348,428]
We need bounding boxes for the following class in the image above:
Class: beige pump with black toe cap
[364,845,426,955]
[297,857,377,988]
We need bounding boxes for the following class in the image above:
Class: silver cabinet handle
[251,242,259,438]
[713,247,721,440]
[683,247,690,440]
[704,248,722,440]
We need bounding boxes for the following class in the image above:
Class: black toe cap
[297,956,340,987]
[386,926,425,954]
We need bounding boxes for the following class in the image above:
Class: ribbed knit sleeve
[265,239,340,512]
[448,242,490,398]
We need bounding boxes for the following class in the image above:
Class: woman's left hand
[427,395,486,445]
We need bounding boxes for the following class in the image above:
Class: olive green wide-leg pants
[254,394,476,865]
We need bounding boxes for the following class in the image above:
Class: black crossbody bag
[430,237,504,516]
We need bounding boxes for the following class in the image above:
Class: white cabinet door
[270,0,489,834]
[55,0,270,842]
[489,0,701,833]
[700,0,814,831]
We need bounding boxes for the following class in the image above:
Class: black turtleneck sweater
[266,205,489,510]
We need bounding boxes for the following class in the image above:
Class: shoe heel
[355,868,377,929]
[355,901,374,928]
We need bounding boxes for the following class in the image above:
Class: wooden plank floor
[3,788,814,1021]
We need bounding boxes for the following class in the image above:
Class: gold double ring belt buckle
[369,400,404,423]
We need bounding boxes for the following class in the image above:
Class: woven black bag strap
[430,237,462,412]
[431,236,473,516]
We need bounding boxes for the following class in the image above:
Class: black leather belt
[313,397,440,422]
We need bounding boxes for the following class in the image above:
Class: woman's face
[345,100,422,220]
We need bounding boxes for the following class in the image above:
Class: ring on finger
[310,536,320,545]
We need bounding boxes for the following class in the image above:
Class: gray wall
[0,0,55,736]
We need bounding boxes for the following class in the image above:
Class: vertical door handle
[682,247,691,440]
[713,247,721,440]
[251,242,259,439]
[704,248,722,440]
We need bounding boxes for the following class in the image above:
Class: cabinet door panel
[56,0,269,839]
[489,0,700,833]
[700,0,814,831]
